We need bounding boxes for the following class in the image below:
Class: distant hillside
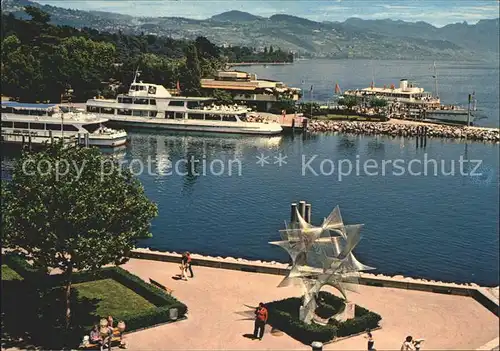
[2,0,498,60]
[210,10,262,22]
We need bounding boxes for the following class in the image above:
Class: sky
[35,0,500,27]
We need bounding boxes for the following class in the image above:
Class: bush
[265,292,381,345]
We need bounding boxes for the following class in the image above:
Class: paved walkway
[121,259,498,350]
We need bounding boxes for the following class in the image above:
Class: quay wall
[130,248,499,315]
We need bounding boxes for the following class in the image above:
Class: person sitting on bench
[89,324,101,345]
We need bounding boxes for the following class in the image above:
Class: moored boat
[1,102,128,147]
[85,73,283,135]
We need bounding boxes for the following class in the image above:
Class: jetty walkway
[114,251,498,350]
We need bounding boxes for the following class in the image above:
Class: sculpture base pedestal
[333,302,355,322]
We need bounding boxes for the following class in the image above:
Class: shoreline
[307,119,500,142]
[131,247,500,293]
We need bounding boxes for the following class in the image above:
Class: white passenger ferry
[1,102,127,147]
[344,79,478,125]
[343,79,441,107]
[85,76,282,135]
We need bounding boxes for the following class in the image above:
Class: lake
[125,128,499,286]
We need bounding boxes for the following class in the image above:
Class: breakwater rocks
[307,120,500,142]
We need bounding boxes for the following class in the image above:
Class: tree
[369,97,388,108]
[24,6,51,25]
[194,36,219,59]
[1,143,158,330]
[341,95,360,110]
[211,89,233,105]
[181,44,202,96]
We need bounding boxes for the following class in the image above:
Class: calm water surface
[125,129,499,286]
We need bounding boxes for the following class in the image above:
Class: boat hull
[1,129,128,148]
[106,117,283,135]
[425,111,475,125]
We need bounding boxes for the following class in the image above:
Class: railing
[1,130,91,148]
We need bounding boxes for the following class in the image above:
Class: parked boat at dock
[1,101,127,147]
[343,77,478,125]
[85,74,282,135]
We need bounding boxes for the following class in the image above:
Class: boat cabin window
[62,125,79,132]
[101,107,115,114]
[149,99,156,105]
[150,111,157,117]
[165,111,175,119]
[82,123,101,133]
[29,123,45,130]
[130,85,146,91]
[118,97,133,104]
[222,115,237,122]
[1,121,13,128]
[169,101,185,107]
[87,106,99,113]
[117,109,132,116]
[175,112,184,119]
[205,114,221,121]
[148,86,157,94]
[45,124,62,131]
[187,113,204,120]
[187,101,201,109]
[132,110,148,117]
[13,122,29,129]
[134,98,148,105]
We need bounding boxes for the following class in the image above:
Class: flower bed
[266,291,381,345]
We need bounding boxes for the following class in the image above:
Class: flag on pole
[310,85,314,92]
[176,80,181,94]
[370,81,374,89]
[334,83,341,94]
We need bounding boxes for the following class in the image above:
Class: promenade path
[121,258,498,350]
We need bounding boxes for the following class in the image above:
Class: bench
[80,328,122,349]
[149,278,174,294]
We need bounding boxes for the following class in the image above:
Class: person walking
[365,330,375,350]
[253,303,268,341]
[186,251,194,278]
[180,252,188,281]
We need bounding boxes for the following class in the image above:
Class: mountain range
[2,0,499,61]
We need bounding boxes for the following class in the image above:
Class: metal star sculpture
[270,205,375,324]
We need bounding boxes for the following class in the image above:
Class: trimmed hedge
[266,292,381,345]
[2,253,188,333]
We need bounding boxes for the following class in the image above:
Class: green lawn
[1,265,23,281]
[73,278,156,317]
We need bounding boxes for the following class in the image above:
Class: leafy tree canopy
[25,5,51,24]
[2,143,158,273]
[2,143,158,328]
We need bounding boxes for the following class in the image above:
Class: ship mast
[132,66,141,84]
[433,61,439,98]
